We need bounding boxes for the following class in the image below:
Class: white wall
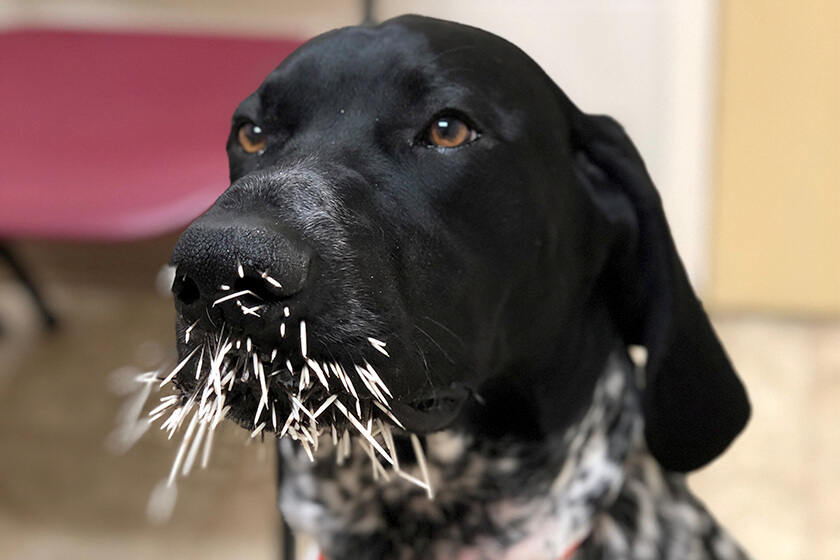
[0,0,717,289]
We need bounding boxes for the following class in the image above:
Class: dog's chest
[277,356,639,560]
[279,433,587,560]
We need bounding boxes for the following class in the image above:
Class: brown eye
[427,116,477,148]
[237,122,266,154]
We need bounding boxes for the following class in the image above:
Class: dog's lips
[389,385,471,433]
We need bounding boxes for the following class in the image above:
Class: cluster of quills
[112,265,434,521]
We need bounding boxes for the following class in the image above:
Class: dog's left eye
[424,115,479,149]
[237,122,267,154]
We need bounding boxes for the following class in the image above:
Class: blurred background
[0,1,837,559]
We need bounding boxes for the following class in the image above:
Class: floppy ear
[567,107,750,472]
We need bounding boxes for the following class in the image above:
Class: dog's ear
[567,108,750,472]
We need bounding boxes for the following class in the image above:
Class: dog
[168,15,751,560]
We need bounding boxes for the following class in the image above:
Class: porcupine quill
[110,274,435,522]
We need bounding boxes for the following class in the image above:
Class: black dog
[169,15,751,560]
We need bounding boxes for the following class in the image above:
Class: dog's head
[169,15,749,473]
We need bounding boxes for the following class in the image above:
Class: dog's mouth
[154,304,470,494]
[390,388,471,433]
[168,324,470,434]
[165,320,400,442]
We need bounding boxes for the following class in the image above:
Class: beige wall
[711,0,840,315]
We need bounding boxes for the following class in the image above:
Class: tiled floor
[0,240,837,560]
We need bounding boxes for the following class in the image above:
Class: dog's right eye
[237,122,267,154]
[418,112,480,149]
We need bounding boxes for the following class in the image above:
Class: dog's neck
[277,350,641,560]
[461,300,622,444]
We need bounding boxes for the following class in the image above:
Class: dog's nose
[170,212,312,326]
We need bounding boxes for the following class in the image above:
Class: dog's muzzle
[167,170,471,437]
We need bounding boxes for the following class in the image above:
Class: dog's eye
[237,122,267,154]
[426,116,478,148]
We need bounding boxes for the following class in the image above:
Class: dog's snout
[171,212,312,325]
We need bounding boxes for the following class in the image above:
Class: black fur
[170,15,750,559]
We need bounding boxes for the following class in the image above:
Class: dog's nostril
[172,274,200,305]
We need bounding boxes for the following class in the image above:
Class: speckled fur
[277,352,750,560]
[579,452,749,560]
